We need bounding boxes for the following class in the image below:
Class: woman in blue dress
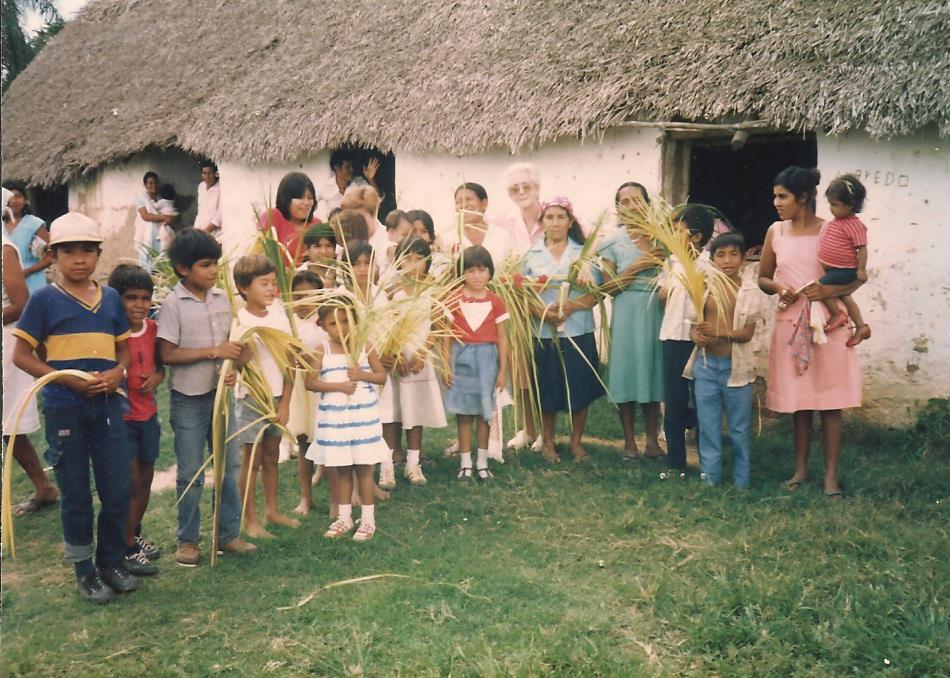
[599,182,665,461]
[1,181,51,294]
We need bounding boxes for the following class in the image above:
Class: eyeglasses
[507,183,535,194]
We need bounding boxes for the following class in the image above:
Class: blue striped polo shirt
[13,282,131,409]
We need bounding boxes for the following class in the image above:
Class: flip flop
[824,489,845,500]
[621,451,640,463]
[780,479,807,492]
[14,494,58,517]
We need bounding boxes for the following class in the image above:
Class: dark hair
[614,181,650,205]
[1,180,31,215]
[275,172,316,222]
[708,232,747,257]
[454,182,488,202]
[303,225,337,248]
[334,208,369,241]
[143,171,159,184]
[773,166,821,202]
[460,245,494,279]
[384,209,408,232]
[329,148,354,171]
[200,159,218,173]
[675,204,716,246]
[233,254,277,294]
[327,207,342,221]
[541,204,586,246]
[345,240,374,266]
[405,209,435,242]
[292,269,323,291]
[108,263,154,296]
[159,183,177,202]
[317,302,351,323]
[825,173,867,213]
[167,228,221,273]
[395,234,432,273]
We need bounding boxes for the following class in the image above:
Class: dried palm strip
[278,574,412,610]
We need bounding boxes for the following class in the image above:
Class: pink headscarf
[539,195,589,236]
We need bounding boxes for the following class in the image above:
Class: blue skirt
[535,332,605,413]
[443,342,498,421]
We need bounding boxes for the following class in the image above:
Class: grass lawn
[2,397,948,677]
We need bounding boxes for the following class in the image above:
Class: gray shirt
[157,281,233,396]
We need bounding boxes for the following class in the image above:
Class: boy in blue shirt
[12,212,136,605]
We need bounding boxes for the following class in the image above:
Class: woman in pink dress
[258,172,318,266]
[758,166,863,499]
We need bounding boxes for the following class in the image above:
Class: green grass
[2,397,948,677]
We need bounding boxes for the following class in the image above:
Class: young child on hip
[155,183,179,252]
[286,270,327,515]
[442,245,509,482]
[12,212,135,604]
[304,302,389,541]
[298,223,338,289]
[818,174,871,347]
[231,254,298,539]
[107,264,165,578]
[378,235,447,490]
[687,233,760,488]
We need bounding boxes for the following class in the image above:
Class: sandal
[13,494,58,517]
[823,314,849,332]
[352,523,377,542]
[476,468,494,481]
[846,324,871,348]
[621,450,640,463]
[456,467,474,481]
[323,519,354,538]
[780,478,807,492]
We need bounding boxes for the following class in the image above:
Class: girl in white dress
[304,303,388,542]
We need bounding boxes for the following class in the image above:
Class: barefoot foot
[541,445,561,463]
[292,499,313,516]
[570,445,589,463]
[245,522,275,539]
[265,512,301,528]
[643,441,665,459]
[373,485,391,502]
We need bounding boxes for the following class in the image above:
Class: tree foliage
[1,0,64,92]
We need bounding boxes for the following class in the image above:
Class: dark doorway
[332,144,397,217]
[28,184,69,225]
[687,133,817,249]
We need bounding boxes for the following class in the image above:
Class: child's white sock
[361,504,375,527]
[477,448,489,470]
[407,448,421,468]
[338,503,353,525]
[460,452,473,469]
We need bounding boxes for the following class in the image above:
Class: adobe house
[2,0,947,424]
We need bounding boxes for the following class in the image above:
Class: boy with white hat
[12,212,137,605]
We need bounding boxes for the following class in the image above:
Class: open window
[662,130,817,251]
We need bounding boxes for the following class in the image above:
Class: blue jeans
[693,355,752,488]
[170,390,241,546]
[43,395,131,567]
[662,340,697,471]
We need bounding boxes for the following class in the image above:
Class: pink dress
[765,221,862,413]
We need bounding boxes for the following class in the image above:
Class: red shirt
[126,319,158,421]
[447,291,509,344]
[258,208,317,266]
[818,216,868,269]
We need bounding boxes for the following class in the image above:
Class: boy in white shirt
[231,255,298,539]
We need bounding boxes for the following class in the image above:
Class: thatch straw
[3,1,947,186]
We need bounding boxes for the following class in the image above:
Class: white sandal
[323,519,353,538]
[352,523,376,542]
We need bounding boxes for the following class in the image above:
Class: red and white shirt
[818,216,868,269]
[447,291,508,344]
[126,318,158,421]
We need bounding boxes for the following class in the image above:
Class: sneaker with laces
[175,542,200,567]
[353,523,376,542]
[134,535,161,560]
[379,463,396,490]
[99,565,139,593]
[77,572,115,605]
[404,464,427,486]
[123,551,159,576]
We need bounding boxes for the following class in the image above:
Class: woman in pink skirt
[758,167,863,499]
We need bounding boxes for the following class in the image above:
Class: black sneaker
[77,572,115,605]
[135,535,161,561]
[123,551,159,576]
[99,565,139,593]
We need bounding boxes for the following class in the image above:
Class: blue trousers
[693,355,752,488]
[662,340,696,471]
[170,390,242,546]
[43,395,130,568]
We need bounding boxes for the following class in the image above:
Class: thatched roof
[2,0,948,186]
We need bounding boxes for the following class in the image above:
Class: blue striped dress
[305,344,389,467]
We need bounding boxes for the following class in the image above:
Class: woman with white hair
[501,162,544,253]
